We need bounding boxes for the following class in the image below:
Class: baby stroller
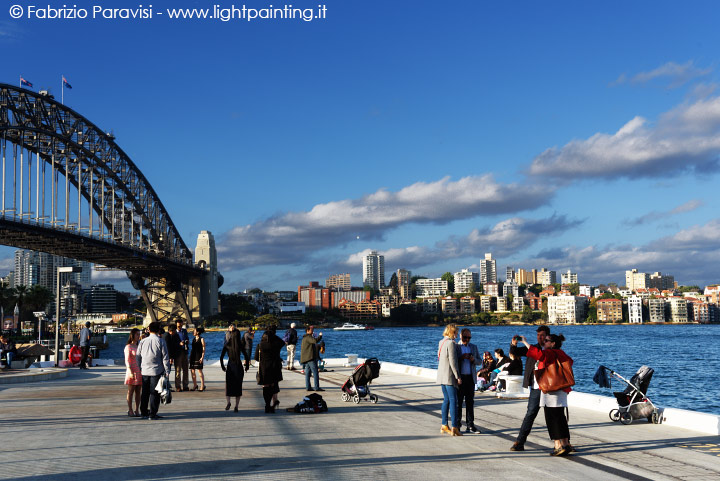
[341,357,381,404]
[594,365,660,425]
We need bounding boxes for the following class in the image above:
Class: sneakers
[466,423,479,433]
[510,442,524,451]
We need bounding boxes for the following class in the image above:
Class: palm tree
[26,285,53,312]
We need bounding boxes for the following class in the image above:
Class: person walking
[255,326,285,413]
[284,323,298,370]
[79,321,92,369]
[243,327,254,372]
[175,319,190,391]
[518,333,574,456]
[124,328,142,416]
[509,325,550,451]
[190,327,206,391]
[300,326,323,392]
[136,322,171,420]
[220,330,245,412]
[456,328,481,433]
[438,323,462,436]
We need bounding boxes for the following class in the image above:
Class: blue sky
[2,0,720,291]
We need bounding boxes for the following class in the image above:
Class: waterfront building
[480,253,497,284]
[649,272,675,290]
[454,268,479,294]
[496,296,508,312]
[525,294,541,310]
[515,268,536,286]
[422,297,439,313]
[538,268,557,287]
[625,269,650,291]
[618,288,633,298]
[503,280,519,298]
[397,269,411,300]
[363,251,385,291]
[415,278,448,297]
[579,285,593,297]
[506,266,515,282]
[298,282,330,311]
[279,302,306,314]
[628,295,643,324]
[441,296,458,315]
[479,295,495,312]
[512,296,525,311]
[539,285,556,297]
[648,298,666,322]
[338,298,381,320]
[331,288,370,308]
[459,296,476,314]
[326,273,351,291]
[687,299,710,323]
[668,297,688,323]
[561,270,578,285]
[547,294,587,324]
[483,282,500,297]
[88,284,118,314]
[596,298,623,322]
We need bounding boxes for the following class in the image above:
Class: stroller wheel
[341,392,350,402]
[353,394,360,404]
[609,409,620,422]
[620,412,633,425]
[650,411,660,424]
[369,394,378,403]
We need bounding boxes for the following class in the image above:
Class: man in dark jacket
[163,324,180,390]
[284,323,298,370]
[456,328,481,433]
[508,325,550,451]
[174,319,190,391]
[243,328,254,372]
[300,326,323,392]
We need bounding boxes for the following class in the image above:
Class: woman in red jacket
[519,333,573,456]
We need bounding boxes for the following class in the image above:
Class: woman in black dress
[254,327,285,413]
[190,327,206,391]
[220,330,245,412]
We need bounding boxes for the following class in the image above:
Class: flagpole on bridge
[61,75,64,105]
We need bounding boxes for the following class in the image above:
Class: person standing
[163,324,180,390]
[519,333,574,456]
[437,324,462,436]
[190,327,206,391]
[242,327,254,372]
[220,330,245,412]
[124,328,142,416]
[300,326,323,392]
[255,327,285,413]
[284,323,298,370]
[509,325,550,451]
[456,328,481,433]
[136,321,171,420]
[0,333,17,369]
[175,319,190,391]
[79,321,92,369]
[224,323,236,345]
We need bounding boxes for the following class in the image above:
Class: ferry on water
[333,323,375,331]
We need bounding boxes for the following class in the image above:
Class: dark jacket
[285,328,298,345]
[455,341,481,376]
[504,358,523,376]
[300,334,318,364]
[510,342,542,388]
[255,333,284,385]
[163,332,180,359]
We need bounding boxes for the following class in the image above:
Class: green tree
[521,305,533,323]
[388,272,398,291]
[678,285,701,293]
[25,285,53,312]
[255,314,279,328]
[441,272,454,293]
[566,283,580,295]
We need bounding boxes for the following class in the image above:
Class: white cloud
[217,175,552,269]
[528,95,720,179]
[612,61,711,89]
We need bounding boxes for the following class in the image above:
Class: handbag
[535,351,575,393]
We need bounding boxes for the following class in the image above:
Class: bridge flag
[63,76,72,89]
[20,76,33,88]
[61,75,73,105]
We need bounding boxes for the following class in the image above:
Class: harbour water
[105,324,720,415]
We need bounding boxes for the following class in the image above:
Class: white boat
[333,323,374,331]
[105,326,137,334]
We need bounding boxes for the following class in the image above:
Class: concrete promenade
[1,363,719,481]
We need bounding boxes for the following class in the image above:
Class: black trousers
[242,349,252,371]
[516,387,541,445]
[457,374,475,424]
[80,345,90,368]
[141,374,162,417]
[544,406,570,440]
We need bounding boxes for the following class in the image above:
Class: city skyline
[2,1,720,292]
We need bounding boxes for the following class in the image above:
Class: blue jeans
[304,360,319,390]
[441,384,460,428]
[516,387,541,445]
[3,352,14,367]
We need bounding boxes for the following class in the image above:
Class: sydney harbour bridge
[0,83,218,324]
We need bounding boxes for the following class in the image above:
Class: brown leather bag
[535,352,575,393]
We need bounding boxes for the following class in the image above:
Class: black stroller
[341,357,381,404]
[594,365,660,425]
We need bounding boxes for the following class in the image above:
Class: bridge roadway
[1,364,718,480]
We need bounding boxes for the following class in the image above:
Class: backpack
[293,393,328,413]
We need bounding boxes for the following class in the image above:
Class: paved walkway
[1,364,719,480]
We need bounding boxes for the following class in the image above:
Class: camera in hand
[513,335,522,341]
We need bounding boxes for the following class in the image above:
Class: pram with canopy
[341,357,381,404]
[594,365,660,425]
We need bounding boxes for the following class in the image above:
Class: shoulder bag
[535,351,575,393]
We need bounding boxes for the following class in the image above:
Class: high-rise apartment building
[538,268,557,287]
[515,268,536,286]
[453,269,479,294]
[648,298,666,322]
[561,270,578,285]
[627,295,643,323]
[397,269,411,300]
[14,250,92,293]
[363,251,385,291]
[326,273,351,290]
[480,253,497,284]
[547,294,587,324]
[625,269,650,291]
[505,266,515,282]
[88,284,118,313]
[415,278,448,297]
[649,272,674,290]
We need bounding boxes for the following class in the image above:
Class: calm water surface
[106,324,720,415]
